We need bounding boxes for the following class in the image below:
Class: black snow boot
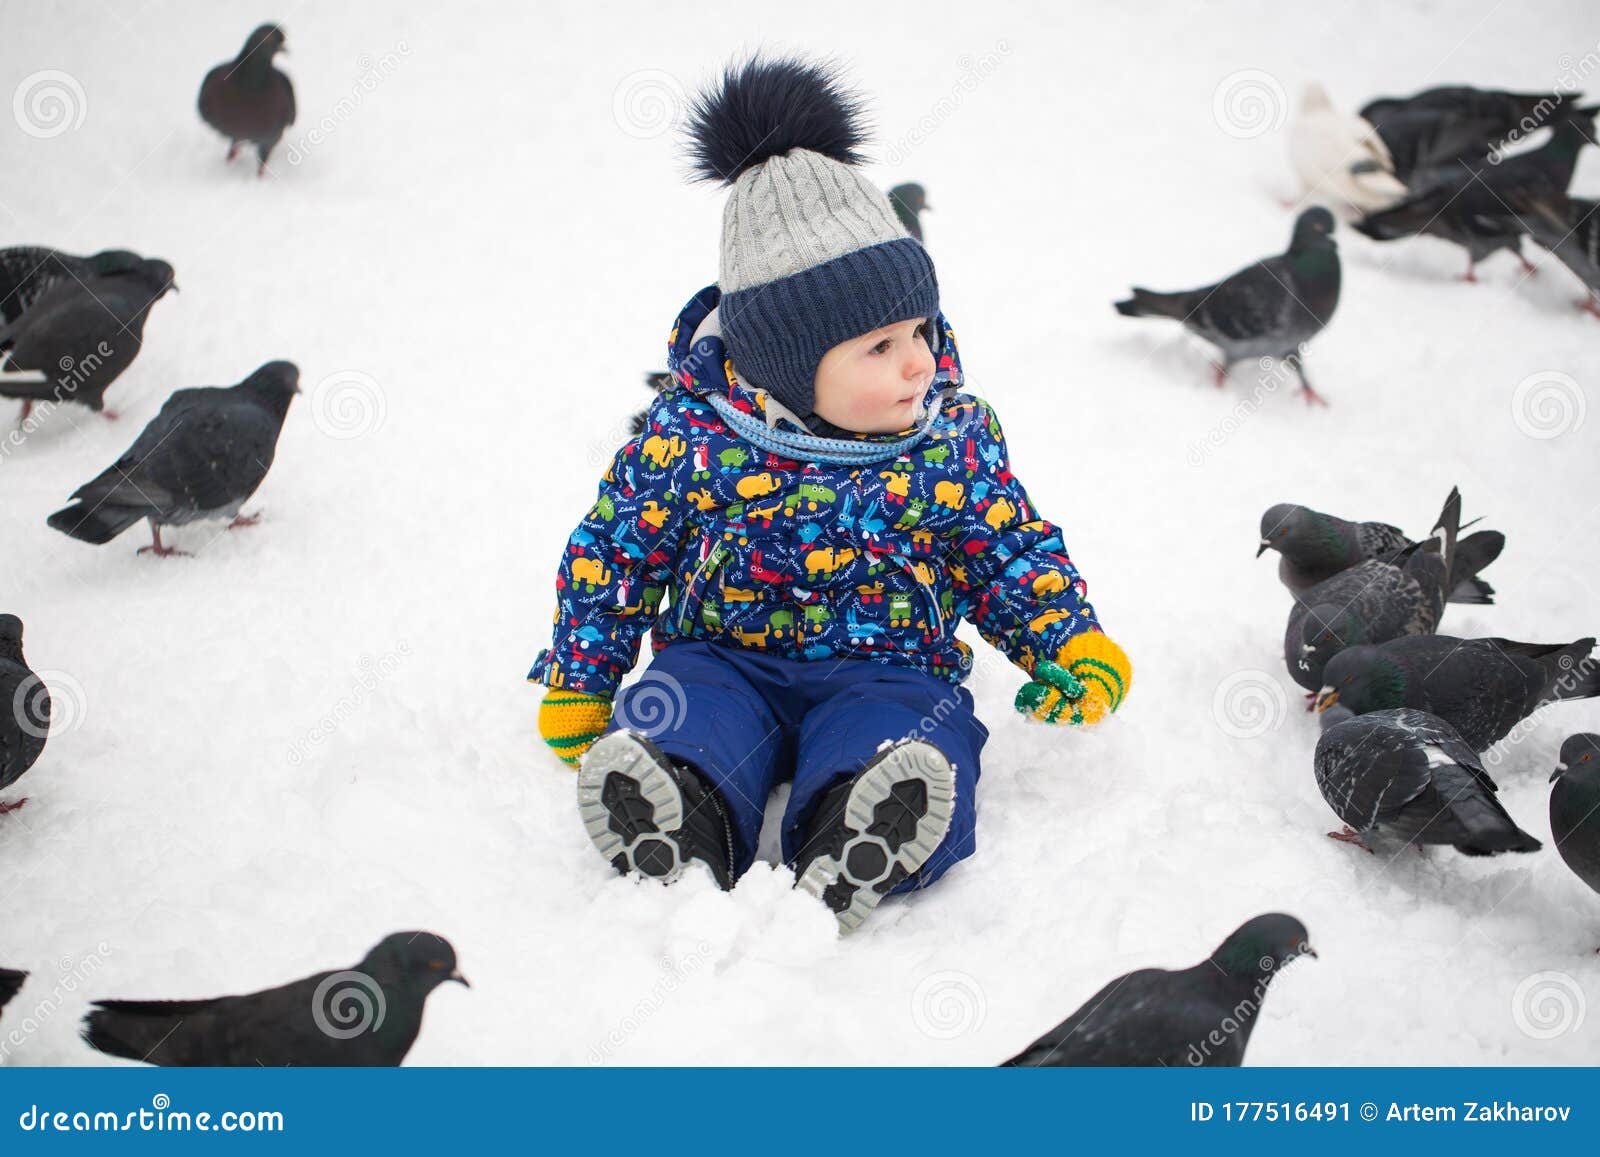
[791,738,956,932]
[577,730,736,889]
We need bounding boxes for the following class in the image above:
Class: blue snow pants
[602,640,989,892]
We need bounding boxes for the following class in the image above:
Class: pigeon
[0,246,144,325]
[1360,86,1591,192]
[1314,706,1542,855]
[0,258,176,422]
[1522,194,1600,318]
[888,182,930,241]
[1354,112,1596,282]
[1002,914,1315,1067]
[0,969,25,1014]
[1549,734,1600,908]
[198,24,296,175]
[0,615,48,815]
[1316,635,1600,751]
[1258,500,1504,603]
[48,361,300,557]
[82,932,466,1067]
[1288,83,1409,215]
[1115,208,1340,405]
[1285,488,1461,693]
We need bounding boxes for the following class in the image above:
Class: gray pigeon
[1522,194,1600,319]
[48,361,300,557]
[0,969,25,1014]
[0,258,176,422]
[1002,914,1315,1067]
[888,182,929,241]
[1115,208,1340,405]
[82,932,466,1067]
[0,615,48,815]
[0,246,144,325]
[1258,500,1502,603]
[1317,635,1600,751]
[1549,734,1600,904]
[1285,488,1461,693]
[198,25,296,175]
[1314,706,1541,855]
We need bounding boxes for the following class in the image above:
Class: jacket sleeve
[527,407,691,698]
[945,398,1103,675]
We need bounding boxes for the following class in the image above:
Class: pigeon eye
[428,960,445,971]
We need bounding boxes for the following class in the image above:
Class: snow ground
[1,0,1597,1065]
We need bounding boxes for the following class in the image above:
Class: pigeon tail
[1114,288,1191,320]
[1445,529,1505,604]
[1495,637,1600,704]
[47,502,145,545]
[81,1001,196,1062]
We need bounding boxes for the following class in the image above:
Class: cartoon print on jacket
[529,284,1103,698]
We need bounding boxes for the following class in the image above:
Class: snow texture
[1,0,1597,1065]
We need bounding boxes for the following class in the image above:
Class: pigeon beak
[448,969,470,987]
[1314,688,1337,712]
[1550,762,1568,783]
[1300,944,1319,960]
[1256,539,1271,557]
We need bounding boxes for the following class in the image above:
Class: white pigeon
[1289,82,1409,216]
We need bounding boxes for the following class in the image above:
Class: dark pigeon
[0,615,48,815]
[48,361,299,557]
[198,25,296,175]
[82,932,467,1067]
[0,258,176,422]
[1284,487,1461,693]
[1353,112,1596,282]
[0,247,143,326]
[1314,706,1542,855]
[1360,86,1591,191]
[1317,635,1600,751]
[888,182,929,241]
[1115,208,1340,405]
[0,969,26,1013]
[1549,735,1600,908]
[1522,194,1600,318]
[1002,914,1315,1067]
[1259,500,1503,604]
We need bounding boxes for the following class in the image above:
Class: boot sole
[577,730,691,883]
[796,739,956,933]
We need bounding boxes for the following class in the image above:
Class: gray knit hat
[684,56,939,425]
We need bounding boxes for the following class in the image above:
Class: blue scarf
[704,388,951,466]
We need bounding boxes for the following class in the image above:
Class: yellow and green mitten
[1015,632,1132,727]
[538,689,614,767]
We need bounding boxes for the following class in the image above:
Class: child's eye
[915,321,929,339]
[870,338,892,355]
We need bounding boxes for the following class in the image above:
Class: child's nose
[905,345,934,380]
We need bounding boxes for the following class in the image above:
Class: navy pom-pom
[683,54,869,185]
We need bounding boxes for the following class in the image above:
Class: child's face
[813,317,936,433]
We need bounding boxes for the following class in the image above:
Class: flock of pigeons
[1113,84,1598,408]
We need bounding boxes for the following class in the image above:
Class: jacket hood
[664,284,965,443]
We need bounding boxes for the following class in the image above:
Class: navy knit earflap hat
[683,55,940,427]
